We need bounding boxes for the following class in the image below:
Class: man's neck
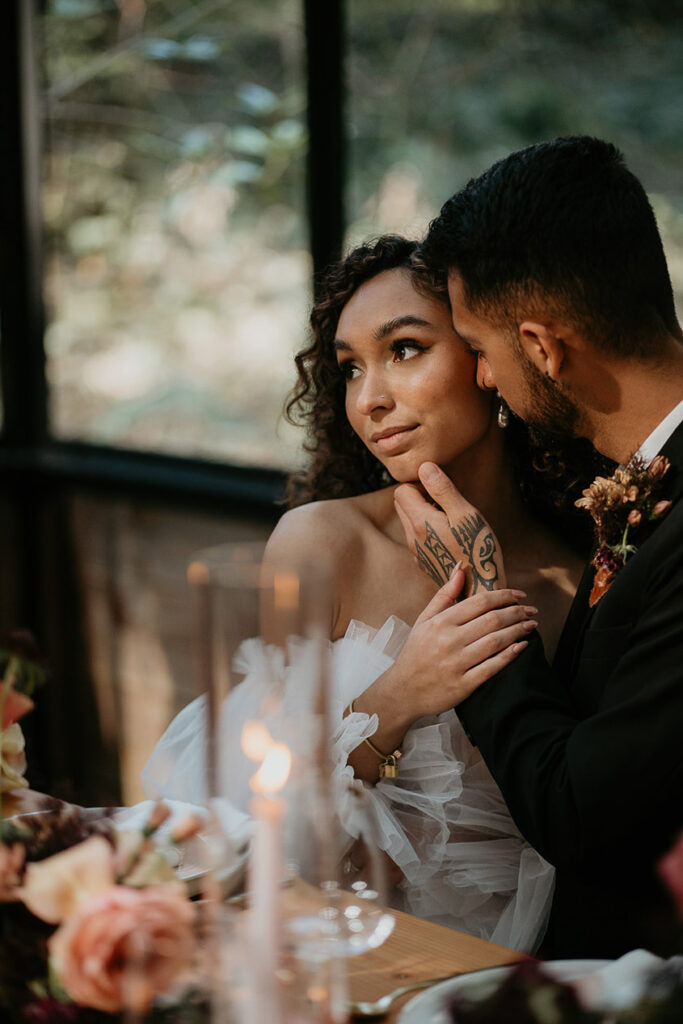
[582,342,683,464]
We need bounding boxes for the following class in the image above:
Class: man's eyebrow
[452,325,478,348]
[333,339,351,352]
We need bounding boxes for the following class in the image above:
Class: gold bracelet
[347,699,402,779]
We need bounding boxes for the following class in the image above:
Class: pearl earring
[497,393,510,429]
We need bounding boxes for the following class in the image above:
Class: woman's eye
[391,340,424,362]
[338,361,361,380]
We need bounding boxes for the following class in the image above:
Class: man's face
[447,271,581,438]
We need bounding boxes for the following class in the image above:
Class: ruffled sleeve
[327,616,554,952]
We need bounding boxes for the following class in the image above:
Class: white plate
[397,960,612,1024]
[175,833,247,898]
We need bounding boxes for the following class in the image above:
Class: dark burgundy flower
[21,998,83,1023]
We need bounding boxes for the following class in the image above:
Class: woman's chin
[382,459,424,485]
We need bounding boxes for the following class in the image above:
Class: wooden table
[346,906,524,1021]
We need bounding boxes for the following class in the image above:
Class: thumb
[416,564,465,624]
[418,462,465,514]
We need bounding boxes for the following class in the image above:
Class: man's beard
[518,356,580,439]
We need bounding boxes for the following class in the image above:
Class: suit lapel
[552,419,683,683]
[659,420,683,503]
[552,551,596,682]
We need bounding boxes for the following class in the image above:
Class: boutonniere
[576,454,673,607]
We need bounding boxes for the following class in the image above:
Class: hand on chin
[394,462,506,593]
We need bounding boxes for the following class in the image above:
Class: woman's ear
[518,320,566,382]
[476,353,496,390]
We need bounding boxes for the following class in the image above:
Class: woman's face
[335,268,494,482]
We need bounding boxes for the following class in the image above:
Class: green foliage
[38,0,682,466]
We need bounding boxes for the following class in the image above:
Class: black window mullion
[304,0,346,290]
[0,0,347,506]
[0,0,47,448]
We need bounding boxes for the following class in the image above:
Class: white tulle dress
[141,616,554,953]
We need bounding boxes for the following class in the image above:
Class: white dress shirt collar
[634,399,683,465]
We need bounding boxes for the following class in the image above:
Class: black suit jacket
[459,420,683,957]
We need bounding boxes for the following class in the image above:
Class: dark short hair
[423,136,680,357]
[284,233,609,552]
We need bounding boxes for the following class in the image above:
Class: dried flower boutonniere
[576,454,673,607]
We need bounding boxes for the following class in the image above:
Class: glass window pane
[42,0,308,468]
[347,1,683,318]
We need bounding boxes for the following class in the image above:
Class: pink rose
[1,684,34,728]
[658,832,683,917]
[21,834,115,924]
[49,884,196,1014]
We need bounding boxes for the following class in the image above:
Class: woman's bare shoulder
[265,494,375,567]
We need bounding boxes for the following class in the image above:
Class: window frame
[0,0,345,511]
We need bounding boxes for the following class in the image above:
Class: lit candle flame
[241,720,273,762]
[251,742,292,796]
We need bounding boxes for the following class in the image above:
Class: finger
[394,480,448,528]
[438,588,528,627]
[456,604,537,644]
[463,619,538,664]
[456,641,529,702]
[415,566,466,624]
[417,462,467,517]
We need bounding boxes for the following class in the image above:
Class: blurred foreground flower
[49,883,196,1014]
[0,722,29,792]
[0,630,46,795]
[658,832,683,918]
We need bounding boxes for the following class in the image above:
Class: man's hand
[394,462,505,595]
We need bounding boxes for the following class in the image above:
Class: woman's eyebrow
[334,314,431,352]
[374,315,430,340]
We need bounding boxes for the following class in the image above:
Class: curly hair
[285,235,439,506]
[285,234,611,553]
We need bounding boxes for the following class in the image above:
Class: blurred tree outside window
[40,0,682,472]
[347,0,682,320]
[42,0,309,469]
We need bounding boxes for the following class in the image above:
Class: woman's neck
[382,426,529,556]
[442,427,528,553]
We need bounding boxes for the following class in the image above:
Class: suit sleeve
[457,523,683,873]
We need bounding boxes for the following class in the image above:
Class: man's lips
[370,425,418,452]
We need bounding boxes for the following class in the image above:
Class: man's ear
[518,320,567,382]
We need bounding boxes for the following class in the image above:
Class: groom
[396,137,683,957]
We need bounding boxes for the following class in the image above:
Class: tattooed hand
[394,462,506,594]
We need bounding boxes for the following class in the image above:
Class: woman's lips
[372,425,418,453]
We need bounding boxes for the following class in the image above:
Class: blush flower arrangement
[0,799,208,1022]
[0,636,209,1022]
[575,455,672,607]
[0,631,46,799]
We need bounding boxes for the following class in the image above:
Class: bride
[144,235,592,952]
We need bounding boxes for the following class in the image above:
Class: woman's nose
[355,372,394,416]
